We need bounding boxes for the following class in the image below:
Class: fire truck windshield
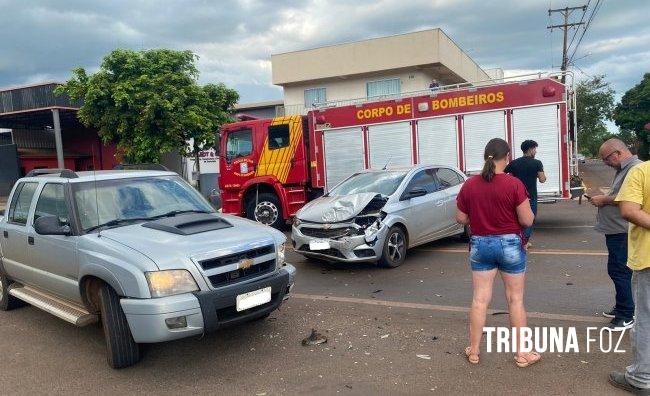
[225,128,253,162]
[328,170,408,197]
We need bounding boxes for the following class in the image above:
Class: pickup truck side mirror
[400,186,428,201]
[34,215,71,236]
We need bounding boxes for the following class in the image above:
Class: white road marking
[292,293,607,324]
[415,248,607,256]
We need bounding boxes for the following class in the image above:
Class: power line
[568,0,603,64]
[547,5,587,83]
[567,0,591,53]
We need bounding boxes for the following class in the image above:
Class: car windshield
[73,175,214,232]
[328,171,408,197]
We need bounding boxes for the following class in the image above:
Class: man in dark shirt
[504,140,546,243]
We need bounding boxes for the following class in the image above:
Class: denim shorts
[469,234,527,274]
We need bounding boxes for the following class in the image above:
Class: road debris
[416,354,431,360]
[302,329,328,346]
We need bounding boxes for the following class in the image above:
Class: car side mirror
[401,186,428,201]
[34,215,71,236]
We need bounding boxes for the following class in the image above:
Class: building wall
[61,127,118,170]
[282,69,444,114]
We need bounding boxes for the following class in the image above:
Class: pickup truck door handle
[28,236,34,245]
[2,231,7,238]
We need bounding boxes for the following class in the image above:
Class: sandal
[515,352,541,368]
[465,346,479,364]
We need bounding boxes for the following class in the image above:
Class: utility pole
[547,5,587,83]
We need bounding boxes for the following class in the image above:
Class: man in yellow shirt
[610,160,650,394]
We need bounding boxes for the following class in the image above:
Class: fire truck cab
[219,74,576,229]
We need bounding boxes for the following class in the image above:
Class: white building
[271,29,492,115]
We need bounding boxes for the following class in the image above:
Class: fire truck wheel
[247,193,284,229]
[378,226,407,268]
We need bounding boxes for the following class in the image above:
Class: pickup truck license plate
[236,287,272,312]
[309,240,330,251]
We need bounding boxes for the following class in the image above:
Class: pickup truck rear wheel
[0,274,22,311]
[98,284,141,369]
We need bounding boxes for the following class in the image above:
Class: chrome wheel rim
[254,201,279,225]
[387,232,405,262]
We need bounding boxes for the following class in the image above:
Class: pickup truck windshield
[73,176,214,232]
[328,171,408,197]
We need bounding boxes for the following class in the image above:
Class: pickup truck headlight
[145,270,199,298]
[277,243,286,266]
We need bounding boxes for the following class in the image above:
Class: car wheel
[378,226,407,268]
[247,192,284,229]
[98,283,141,369]
[0,274,22,311]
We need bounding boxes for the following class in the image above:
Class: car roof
[359,164,458,173]
[19,170,178,184]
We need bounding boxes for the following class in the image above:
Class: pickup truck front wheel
[98,284,141,369]
[0,274,22,311]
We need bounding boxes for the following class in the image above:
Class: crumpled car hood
[297,192,381,223]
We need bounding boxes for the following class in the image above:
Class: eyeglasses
[602,150,620,163]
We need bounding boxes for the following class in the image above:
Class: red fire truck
[219,74,576,228]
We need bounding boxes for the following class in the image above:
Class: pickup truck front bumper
[121,264,296,343]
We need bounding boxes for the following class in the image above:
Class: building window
[367,78,401,99]
[304,88,326,107]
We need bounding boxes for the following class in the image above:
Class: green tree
[56,49,239,164]
[575,75,615,157]
[614,73,650,160]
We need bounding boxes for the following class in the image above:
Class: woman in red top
[456,138,540,367]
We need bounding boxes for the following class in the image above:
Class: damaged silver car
[291,165,467,267]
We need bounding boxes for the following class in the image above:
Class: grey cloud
[0,0,648,103]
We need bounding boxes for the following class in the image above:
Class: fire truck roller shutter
[323,127,365,190]
[417,116,458,167]
[512,105,561,196]
[367,121,412,169]
[462,111,507,173]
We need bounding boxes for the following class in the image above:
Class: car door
[1,181,39,284]
[400,168,447,245]
[433,167,466,234]
[28,182,81,302]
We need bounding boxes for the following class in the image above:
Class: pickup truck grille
[208,259,275,288]
[199,245,274,271]
[300,227,360,239]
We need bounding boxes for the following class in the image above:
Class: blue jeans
[523,198,538,239]
[606,233,634,320]
[470,234,527,274]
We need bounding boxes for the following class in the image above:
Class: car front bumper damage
[292,221,389,263]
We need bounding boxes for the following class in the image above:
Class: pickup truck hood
[296,192,380,223]
[98,214,284,270]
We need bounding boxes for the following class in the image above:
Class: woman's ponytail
[481,155,496,182]
[481,138,510,182]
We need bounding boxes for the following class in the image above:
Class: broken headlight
[354,215,378,229]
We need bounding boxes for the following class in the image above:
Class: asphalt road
[0,161,635,395]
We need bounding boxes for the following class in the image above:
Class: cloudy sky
[1,0,647,105]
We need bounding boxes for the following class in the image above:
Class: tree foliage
[56,49,239,163]
[575,75,615,157]
[614,73,650,160]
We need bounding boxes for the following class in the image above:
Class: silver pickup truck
[0,169,295,368]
